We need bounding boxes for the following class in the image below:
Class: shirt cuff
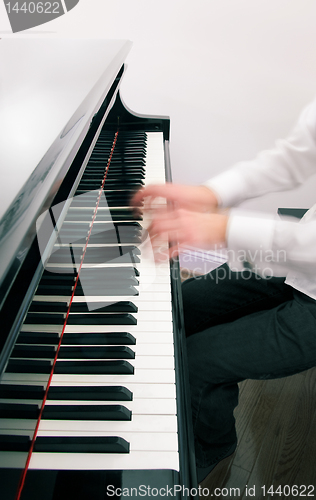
[203,169,249,208]
[226,211,277,274]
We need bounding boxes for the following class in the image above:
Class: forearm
[226,211,316,278]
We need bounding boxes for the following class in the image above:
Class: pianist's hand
[131,183,219,213]
[131,183,227,258]
[147,208,228,259]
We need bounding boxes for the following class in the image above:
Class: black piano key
[41,268,138,281]
[42,404,131,421]
[110,150,146,155]
[100,181,143,189]
[11,345,56,359]
[58,232,141,245]
[70,301,137,313]
[41,272,76,282]
[79,179,144,187]
[74,276,139,287]
[59,222,90,231]
[47,246,140,265]
[33,436,129,453]
[65,209,94,218]
[60,221,142,233]
[79,248,141,264]
[82,168,144,174]
[110,153,146,158]
[70,199,99,207]
[0,384,45,399]
[67,313,137,325]
[107,163,146,169]
[58,346,135,360]
[86,233,141,245]
[0,403,39,419]
[79,266,140,278]
[28,302,68,313]
[17,332,60,345]
[77,253,141,266]
[97,198,135,208]
[95,145,145,151]
[61,332,136,345]
[54,360,134,375]
[24,313,65,325]
[92,189,134,198]
[100,141,146,146]
[36,284,74,296]
[47,251,82,264]
[66,210,142,222]
[73,286,139,297]
[6,359,52,374]
[86,245,141,255]
[47,385,132,401]
[86,169,145,177]
[95,213,143,222]
[24,312,137,325]
[92,153,145,160]
[39,268,139,284]
[0,435,31,452]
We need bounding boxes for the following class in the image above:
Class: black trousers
[182,264,316,468]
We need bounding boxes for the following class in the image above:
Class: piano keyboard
[0,130,180,485]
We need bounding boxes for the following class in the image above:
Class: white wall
[1,0,316,213]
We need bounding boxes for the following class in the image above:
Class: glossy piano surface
[0,40,197,499]
[0,38,131,309]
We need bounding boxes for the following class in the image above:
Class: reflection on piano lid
[0,39,197,499]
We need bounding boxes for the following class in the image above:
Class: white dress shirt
[204,99,316,299]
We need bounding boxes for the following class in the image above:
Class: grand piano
[0,39,197,499]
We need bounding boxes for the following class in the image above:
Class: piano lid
[0,38,132,302]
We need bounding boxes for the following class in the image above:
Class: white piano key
[0,381,176,400]
[49,382,176,399]
[43,398,177,415]
[51,368,176,384]
[71,299,172,312]
[44,264,171,275]
[6,354,175,371]
[2,367,176,385]
[0,398,176,416]
[38,414,178,434]
[76,292,172,303]
[0,449,180,472]
[69,344,175,357]
[0,411,178,434]
[29,450,179,471]
[21,322,174,333]
[36,430,179,452]
[43,344,174,357]
[54,355,174,370]
[34,291,172,304]
[63,323,174,334]
[1,330,174,354]
[64,310,173,322]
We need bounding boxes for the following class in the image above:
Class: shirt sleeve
[225,210,316,279]
[204,99,316,208]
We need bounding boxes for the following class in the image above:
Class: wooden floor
[200,367,316,499]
